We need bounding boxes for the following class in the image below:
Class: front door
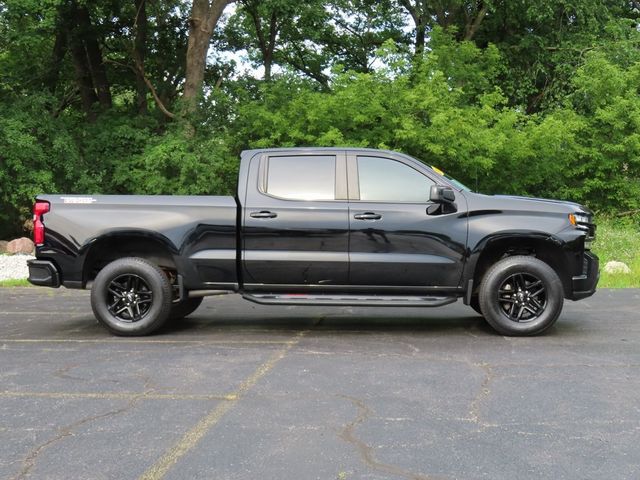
[242,151,349,288]
[348,154,468,288]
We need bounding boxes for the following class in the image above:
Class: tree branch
[51,87,79,118]
[616,209,640,217]
[464,3,489,41]
[105,59,176,119]
[399,0,419,25]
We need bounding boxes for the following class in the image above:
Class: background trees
[1,0,639,237]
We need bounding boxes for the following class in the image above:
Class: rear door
[242,151,349,288]
[347,153,468,288]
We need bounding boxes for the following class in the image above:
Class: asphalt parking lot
[1,287,639,480]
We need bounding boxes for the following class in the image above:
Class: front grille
[581,222,596,250]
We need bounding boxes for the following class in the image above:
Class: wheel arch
[467,233,571,297]
[81,231,180,286]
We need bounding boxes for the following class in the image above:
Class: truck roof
[240,147,415,160]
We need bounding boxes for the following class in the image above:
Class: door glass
[266,155,336,200]
[357,156,434,202]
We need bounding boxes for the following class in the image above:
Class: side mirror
[429,185,456,203]
[427,185,457,215]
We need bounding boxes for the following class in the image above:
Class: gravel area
[0,254,34,281]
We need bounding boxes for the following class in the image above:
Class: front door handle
[250,211,278,219]
[354,212,382,220]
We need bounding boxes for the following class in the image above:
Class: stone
[604,261,631,274]
[6,237,35,255]
[0,240,8,254]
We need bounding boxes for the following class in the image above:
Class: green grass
[592,217,640,288]
[0,278,31,287]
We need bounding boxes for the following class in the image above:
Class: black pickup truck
[28,148,598,336]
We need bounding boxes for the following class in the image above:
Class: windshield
[430,166,472,192]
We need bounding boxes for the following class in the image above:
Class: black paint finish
[30,147,599,303]
[241,152,349,287]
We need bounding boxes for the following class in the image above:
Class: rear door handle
[353,212,382,220]
[250,210,278,219]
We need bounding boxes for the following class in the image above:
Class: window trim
[348,155,438,203]
[257,153,347,202]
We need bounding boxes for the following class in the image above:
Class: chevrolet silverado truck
[27,148,599,336]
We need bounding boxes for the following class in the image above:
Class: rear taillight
[33,200,50,246]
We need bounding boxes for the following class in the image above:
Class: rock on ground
[0,240,8,254]
[6,237,35,255]
[604,260,631,274]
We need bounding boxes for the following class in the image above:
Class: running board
[243,293,458,307]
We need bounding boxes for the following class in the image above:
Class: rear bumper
[27,260,61,288]
[570,251,599,300]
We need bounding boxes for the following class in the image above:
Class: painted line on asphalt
[0,391,236,401]
[0,311,86,315]
[138,329,309,480]
[0,338,291,345]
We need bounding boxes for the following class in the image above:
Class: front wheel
[478,256,564,336]
[91,257,173,336]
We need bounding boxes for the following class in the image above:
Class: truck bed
[35,194,239,289]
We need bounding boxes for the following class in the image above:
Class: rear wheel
[169,296,203,320]
[91,257,172,336]
[479,256,564,336]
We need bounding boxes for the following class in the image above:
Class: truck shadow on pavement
[160,313,496,335]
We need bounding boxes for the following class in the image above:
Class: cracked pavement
[1,287,639,479]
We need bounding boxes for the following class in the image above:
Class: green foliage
[593,217,640,288]
[1,0,640,241]
[112,129,238,196]
[564,53,640,212]
[0,93,79,236]
[227,32,640,213]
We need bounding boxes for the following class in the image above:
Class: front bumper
[27,260,61,288]
[571,251,599,300]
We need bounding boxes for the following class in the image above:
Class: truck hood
[494,195,591,213]
[465,192,592,215]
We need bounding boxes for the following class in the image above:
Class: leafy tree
[1,0,640,238]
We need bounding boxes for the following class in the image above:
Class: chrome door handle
[250,211,277,219]
[353,212,382,220]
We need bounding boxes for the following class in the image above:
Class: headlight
[569,213,590,226]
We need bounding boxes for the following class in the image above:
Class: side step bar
[243,293,458,307]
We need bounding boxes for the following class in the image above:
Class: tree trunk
[399,0,428,57]
[67,28,98,120]
[183,0,233,113]
[133,0,148,114]
[415,21,426,56]
[464,3,489,41]
[47,27,67,94]
[61,1,97,119]
[75,5,112,108]
[245,2,277,82]
[264,11,278,81]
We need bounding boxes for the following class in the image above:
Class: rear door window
[265,155,336,201]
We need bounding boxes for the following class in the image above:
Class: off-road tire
[479,256,564,336]
[91,257,172,336]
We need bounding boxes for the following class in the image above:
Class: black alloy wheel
[107,274,154,322]
[91,257,172,336]
[497,272,547,322]
[478,255,564,336]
